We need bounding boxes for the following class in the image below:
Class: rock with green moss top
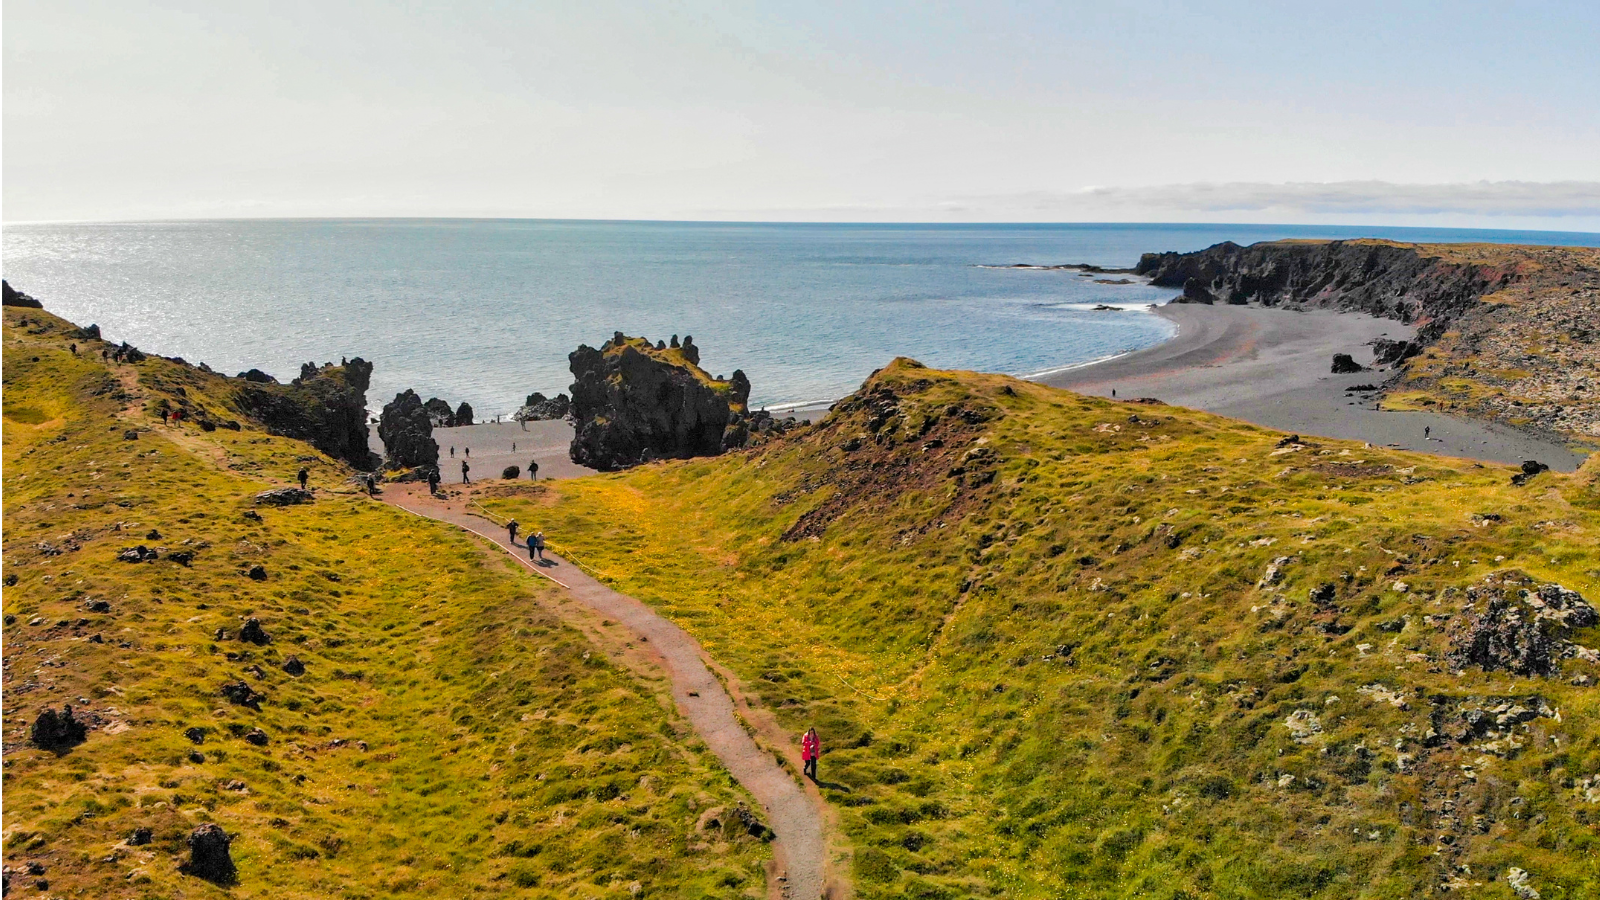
[568,333,750,471]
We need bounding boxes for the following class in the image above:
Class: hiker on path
[802,728,820,781]
[532,531,545,562]
[512,442,517,452]
[427,468,440,494]
[529,459,539,481]
[527,532,539,561]
[365,474,377,495]
[298,467,310,491]
[461,460,470,484]
[507,519,519,544]
[450,446,455,457]
[465,447,471,459]
[1425,426,1431,440]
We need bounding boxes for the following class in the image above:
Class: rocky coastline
[1133,240,1600,441]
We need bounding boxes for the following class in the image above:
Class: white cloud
[941,181,1600,218]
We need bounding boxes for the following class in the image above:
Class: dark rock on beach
[568,333,750,471]
[515,391,572,421]
[377,389,440,469]
[1331,353,1365,374]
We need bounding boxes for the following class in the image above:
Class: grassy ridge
[2,309,769,898]
[489,359,1600,899]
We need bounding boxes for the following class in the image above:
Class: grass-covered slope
[2,308,769,898]
[489,358,1600,899]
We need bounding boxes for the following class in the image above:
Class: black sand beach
[1043,303,1585,472]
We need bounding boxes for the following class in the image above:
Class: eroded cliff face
[1136,240,1600,438]
[231,359,376,468]
[377,389,440,470]
[1134,240,1520,341]
[568,332,750,471]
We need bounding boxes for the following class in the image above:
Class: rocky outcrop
[1134,240,1510,341]
[182,824,236,884]
[377,389,440,470]
[1137,241,1600,438]
[254,487,313,506]
[1330,354,1364,374]
[30,705,88,752]
[3,280,44,308]
[232,358,375,467]
[1448,573,1598,677]
[514,391,571,421]
[568,333,750,471]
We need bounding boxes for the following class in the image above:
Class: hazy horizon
[5,1,1600,229]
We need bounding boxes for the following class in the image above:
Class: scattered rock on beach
[1331,353,1365,374]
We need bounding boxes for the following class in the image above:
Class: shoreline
[1041,302,1586,472]
[398,302,1585,479]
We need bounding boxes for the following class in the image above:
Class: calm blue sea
[4,220,1597,415]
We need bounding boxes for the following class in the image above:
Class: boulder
[239,618,270,645]
[128,827,153,846]
[237,369,277,384]
[501,465,520,479]
[221,681,265,710]
[1331,354,1365,374]
[117,545,158,563]
[567,333,751,471]
[182,823,236,885]
[423,397,455,427]
[246,564,268,581]
[377,389,440,470]
[452,401,474,427]
[281,655,306,676]
[244,727,269,746]
[30,705,88,751]
[254,487,313,506]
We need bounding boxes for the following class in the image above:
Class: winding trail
[379,484,835,900]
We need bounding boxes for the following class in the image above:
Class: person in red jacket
[801,727,820,781]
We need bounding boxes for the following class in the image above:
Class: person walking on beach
[450,446,455,458]
[801,728,820,781]
[427,468,440,494]
[461,460,471,484]
[529,459,539,481]
[297,467,310,491]
[465,447,471,459]
[512,442,517,452]
[507,519,519,544]
[1425,426,1431,440]
[532,531,546,562]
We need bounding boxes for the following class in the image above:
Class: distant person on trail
[529,459,539,481]
[461,460,470,484]
[512,442,517,452]
[427,468,441,494]
[450,446,455,457]
[1111,389,1117,398]
[802,728,820,781]
[532,531,546,562]
[297,467,309,491]
[465,447,471,459]
[527,532,539,561]
[1425,426,1431,440]
[507,519,519,544]
[365,474,377,495]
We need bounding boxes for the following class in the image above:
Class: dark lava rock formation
[182,823,237,884]
[1136,239,1511,342]
[1448,574,1597,677]
[3,280,44,308]
[1330,353,1365,374]
[377,389,441,469]
[30,705,89,752]
[515,391,572,421]
[232,358,375,467]
[568,333,750,471]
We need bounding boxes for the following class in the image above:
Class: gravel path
[380,484,835,900]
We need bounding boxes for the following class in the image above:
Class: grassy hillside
[1,308,770,898]
[488,359,1600,899]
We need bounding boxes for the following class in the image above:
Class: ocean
[4,220,1597,416]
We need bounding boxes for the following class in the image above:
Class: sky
[4,0,1599,228]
